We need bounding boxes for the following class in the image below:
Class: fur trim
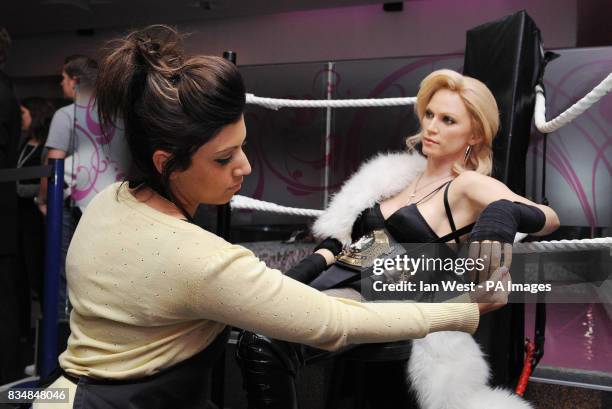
[312,151,531,409]
[312,151,426,245]
[408,332,533,409]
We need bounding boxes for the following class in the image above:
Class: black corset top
[351,203,439,244]
[350,181,474,244]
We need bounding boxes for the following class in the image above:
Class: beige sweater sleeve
[178,243,479,351]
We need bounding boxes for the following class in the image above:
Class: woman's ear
[152,150,172,175]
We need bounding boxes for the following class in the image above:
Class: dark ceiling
[0,0,392,37]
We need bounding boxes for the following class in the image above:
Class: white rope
[534,72,612,133]
[231,194,323,217]
[514,237,612,254]
[230,196,610,252]
[246,93,416,110]
[247,71,611,128]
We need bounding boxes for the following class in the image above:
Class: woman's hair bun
[97,24,245,218]
[129,25,183,74]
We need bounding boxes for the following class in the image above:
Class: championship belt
[309,229,467,302]
[336,229,395,270]
[309,229,409,292]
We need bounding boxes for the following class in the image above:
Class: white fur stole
[312,151,426,245]
[311,151,532,409]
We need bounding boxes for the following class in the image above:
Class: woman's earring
[463,145,473,164]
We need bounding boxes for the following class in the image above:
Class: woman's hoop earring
[463,145,473,164]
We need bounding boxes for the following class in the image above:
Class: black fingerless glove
[470,199,546,243]
[314,237,343,256]
[286,253,328,284]
[514,201,547,232]
[286,238,342,284]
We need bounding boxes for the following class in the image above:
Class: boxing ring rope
[534,73,612,133]
[243,72,612,238]
[515,237,612,253]
[231,194,323,217]
[246,72,612,134]
[246,93,416,110]
[230,195,612,252]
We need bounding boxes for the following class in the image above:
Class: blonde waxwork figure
[237,69,559,409]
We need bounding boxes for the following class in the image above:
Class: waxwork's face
[170,115,251,207]
[420,89,479,160]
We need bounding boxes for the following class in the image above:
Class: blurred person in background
[17,97,55,330]
[37,55,98,319]
[0,25,25,385]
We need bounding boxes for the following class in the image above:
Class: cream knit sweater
[59,182,479,380]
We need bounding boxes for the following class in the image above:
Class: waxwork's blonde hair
[406,69,499,175]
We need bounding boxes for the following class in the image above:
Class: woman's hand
[473,265,511,315]
[466,240,512,315]
[467,240,512,283]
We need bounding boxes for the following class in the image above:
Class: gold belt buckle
[336,229,395,268]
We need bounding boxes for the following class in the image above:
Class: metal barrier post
[40,159,64,378]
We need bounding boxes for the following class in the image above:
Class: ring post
[463,10,546,386]
[40,158,64,379]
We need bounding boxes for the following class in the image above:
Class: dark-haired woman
[17,98,55,320]
[35,26,506,409]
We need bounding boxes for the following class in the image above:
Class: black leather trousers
[236,331,417,409]
[236,331,338,409]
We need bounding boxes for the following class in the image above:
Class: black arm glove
[314,237,343,256]
[285,253,328,284]
[470,199,546,243]
[285,238,342,284]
